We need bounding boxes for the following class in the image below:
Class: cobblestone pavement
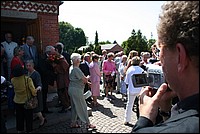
[6,90,138,133]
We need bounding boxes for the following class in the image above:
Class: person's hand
[139,61,144,66]
[36,86,42,91]
[88,81,91,85]
[138,83,169,124]
[154,61,162,66]
[86,75,90,79]
[107,71,112,75]
[158,85,177,112]
[121,75,124,80]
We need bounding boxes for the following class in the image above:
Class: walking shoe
[124,122,133,127]
[105,96,111,101]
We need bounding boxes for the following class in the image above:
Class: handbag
[24,76,38,109]
[84,90,92,99]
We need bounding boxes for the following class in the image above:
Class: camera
[132,64,165,90]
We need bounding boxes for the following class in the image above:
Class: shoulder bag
[24,76,38,109]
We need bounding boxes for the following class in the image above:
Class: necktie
[29,46,34,60]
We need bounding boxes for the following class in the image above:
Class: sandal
[87,124,96,129]
[70,124,80,128]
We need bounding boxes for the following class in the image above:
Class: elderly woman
[10,46,25,79]
[89,54,101,106]
[102,52,117,100]
[11,64,38,133]
[26,60,46,128]
[68,53,96,129]
[118,54,128,101]
[9,46,25,110]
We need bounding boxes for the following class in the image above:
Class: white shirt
[1,41,18,60]
[118,62,127,76]
[124,66,144,94]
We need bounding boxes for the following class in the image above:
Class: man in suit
[38,45,56,114]
[21,36,38,70]
[79,53,93,103]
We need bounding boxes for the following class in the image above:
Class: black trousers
[42,82,48,112]
[15,103,33,132]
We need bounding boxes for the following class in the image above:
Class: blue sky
[58,1,165,45]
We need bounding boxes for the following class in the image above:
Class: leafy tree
[94,31,99,45]
[93,31,101,54]
[147,38,156,50]
[99,40,111,44]
[121,29,149,55]
[113,40,118,44]
[84,44,94,54]
[59,21,86,53]
[74,28,86,48]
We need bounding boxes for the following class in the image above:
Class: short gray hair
[26,59,34,67]
[71,53,81,62]
[45,45,55,53]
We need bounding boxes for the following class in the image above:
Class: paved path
[6,90,138,133]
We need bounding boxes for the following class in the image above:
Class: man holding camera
[132,1,199,133]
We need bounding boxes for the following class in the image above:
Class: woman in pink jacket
[89,54,101,106]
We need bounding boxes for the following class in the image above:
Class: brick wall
[38,13,59,52]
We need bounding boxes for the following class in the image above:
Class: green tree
[93,31,101,54]
[121,29,148,55]
[74,28,86,49]
[99,40,111,44]
[94,31,99,45]
[147,38,156,50]
[84,44,94,54]
[59,21,86,53]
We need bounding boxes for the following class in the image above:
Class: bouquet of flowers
[47,53,63,64]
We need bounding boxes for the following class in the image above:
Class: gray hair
[45,45,55,53]
[71,53,81,63]
[26,59,34,67]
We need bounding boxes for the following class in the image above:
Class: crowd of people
[1,1,199,133]
[0,32,160,133]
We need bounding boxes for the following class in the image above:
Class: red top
[10,56,24,79]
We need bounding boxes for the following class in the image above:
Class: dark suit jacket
[62,51,71,67]
[79,61,90,76]
[79,61,90,94]
[21,44,38,67]
[37,54,56,86]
